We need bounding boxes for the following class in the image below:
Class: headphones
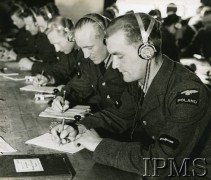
[83,15,109,45]
[63,18,75,42]
[134,13,156,60]
[14,3,25,15]
[43,6,53,20]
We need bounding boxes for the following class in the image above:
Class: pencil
[39,70,44,86]
[62,90,66,113]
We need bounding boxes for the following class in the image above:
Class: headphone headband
[83,15,108,32]
[134,13,156,60]
[134,13,155,44]
[43,6,52,19]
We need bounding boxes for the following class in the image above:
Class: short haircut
[106,13,162,53]
[75,13,109,39]
[47,16,74,36]
[10,3,26,19]
[23,7,39,23]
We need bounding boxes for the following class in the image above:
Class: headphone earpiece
[138,42,156,60]
[134,13,156,60]
[44,6,52,19]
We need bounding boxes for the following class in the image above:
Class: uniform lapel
[140,55,175,120]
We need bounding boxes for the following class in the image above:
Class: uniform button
[57,56,59,60]
[91,85,94,88]
[143,121,147,125]
[102,82,106,86]
[78,62,81,66]
[152,136,156,140]
[107,95,110,99]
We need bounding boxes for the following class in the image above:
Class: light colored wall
[55,0,104,23]
[117,0,201,18]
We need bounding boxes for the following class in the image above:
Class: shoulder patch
[158,134,180,149]
[176,89,199,106]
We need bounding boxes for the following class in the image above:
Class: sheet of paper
[25,133,84,153]
[0,137,17,153]
[20,85,61,93]
[39,106,90,120]
[3,75,26,81]
[14,158,44,172]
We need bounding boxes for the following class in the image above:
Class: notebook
[20,85,62,94]
[25,133,84,154]
[39,105,91,120]
[0,153,76,178]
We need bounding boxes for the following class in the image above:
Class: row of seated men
[0,2,211,178]
[149,3,211,63]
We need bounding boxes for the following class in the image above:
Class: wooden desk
[0,73,141,180]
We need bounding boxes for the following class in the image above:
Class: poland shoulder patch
[176,89,199,106]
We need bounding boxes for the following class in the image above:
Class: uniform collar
[103,54,112,69]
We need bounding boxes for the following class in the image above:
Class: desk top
[0,68,141,180]
[180,58,211,86]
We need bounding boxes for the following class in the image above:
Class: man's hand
[33,74,49,86]
[19,58,34,71]
[51,124,87,145]
[75,129,103,151]
[8,50,17,60]
[52,96,69,112]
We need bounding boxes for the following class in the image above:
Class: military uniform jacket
[80,55,211,177]
[45,49,84,85]
[16,32,57,74]
[61,55,128,110]
[10,28,31,53]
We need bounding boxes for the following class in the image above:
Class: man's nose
[83,49,91,58]
[112,56,120,69]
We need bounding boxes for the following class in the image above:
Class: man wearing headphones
[51,13,211,178]
[51,13,127,112]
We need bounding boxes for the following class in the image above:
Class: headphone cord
[130,59,151,140]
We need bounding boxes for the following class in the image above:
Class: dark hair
[23,7,39,23]
[75,13,110,38]
[167,3,177,14]
[38,3,60,21]
[106,13,161,53]
[163,14,180,26]
[148,9,162,21]
[10,3,26,18]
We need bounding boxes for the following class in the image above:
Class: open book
[25,133,84,154]
[39,105,91,120]
[20,85,63,94]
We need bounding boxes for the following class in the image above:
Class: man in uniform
[51,13,127,111]
[51,13,211,178]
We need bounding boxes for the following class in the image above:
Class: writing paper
[20,85,61,93]
[25,133,84,153]
[0,136,17,153]
[14,158,44,172]
[39,105,90,120]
